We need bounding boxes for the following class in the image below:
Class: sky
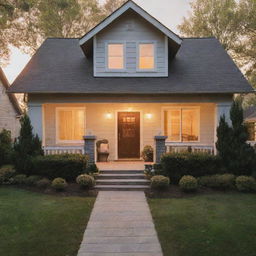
[3,0,191,83]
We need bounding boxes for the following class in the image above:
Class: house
[0,68,22,138]
[244,106,256,146]
[9,0,253,163]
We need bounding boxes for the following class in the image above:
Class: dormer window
[138,43,155,70]
[107,43,124,70]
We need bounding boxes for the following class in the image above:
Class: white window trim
[105,41,126,72]
[136,41,157,72]
[55,107,86,144]
[162,106,201,143]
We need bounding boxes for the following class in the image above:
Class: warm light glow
[105,112,113,119]
[108,44,124,69]
[145,113,153,119]
[127,107,133,111]
[139,43,155,70]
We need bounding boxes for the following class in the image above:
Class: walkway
[77,191,163,256]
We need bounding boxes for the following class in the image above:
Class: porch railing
[166,143,215,155]
[43,146,84,155]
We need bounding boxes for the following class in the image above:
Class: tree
[0,129,13,166]
[13,114,43,173]
[178,0,256,89]
[216,100,256,175]
[103,0,126,15]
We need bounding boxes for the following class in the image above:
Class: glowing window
[139,43,155,70]
[164,108,199,142]
[57,108,85,142]
[108,44,124,69]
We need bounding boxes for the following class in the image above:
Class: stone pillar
[154,136,168,163]
[83,135,97,164]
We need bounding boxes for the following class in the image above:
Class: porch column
[84,135,97,164]
[28,103,43,140]
[214,102,232,154]
[154,136,168,163]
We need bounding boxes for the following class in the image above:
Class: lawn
[0,187,95,256]
[149,193,256,256]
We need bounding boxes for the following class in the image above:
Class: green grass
[149,193,256,256]
[0,187,95,256]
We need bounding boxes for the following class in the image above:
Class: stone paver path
[77,191,163,256]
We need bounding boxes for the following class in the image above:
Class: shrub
[86,164,99,174]
[141,145,153,162]
[198,175,220,188]
[198,174,236,189]
[36,178,51,188]
[30,154,87,181]
[12,174,27,185]
[76,174,95,189]
[236,176,256,192]
[161,152,222,184]
[0,165,15,184]
[51,178,67,191]
[0,129,13,166]
[179,175,198,192]
[25,175,42,186]
[151,175,170,190]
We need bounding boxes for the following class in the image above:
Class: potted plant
[96,139,109,162]
[141,145,153,162]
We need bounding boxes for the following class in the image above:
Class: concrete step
[96,179,150,186]
[100,170,144,174]
[95,185,150,191]
[96,174,146,180]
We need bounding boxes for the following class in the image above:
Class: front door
[118,112,140,159]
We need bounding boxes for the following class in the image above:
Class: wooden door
[118,112,140,159]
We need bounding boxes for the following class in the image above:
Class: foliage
[13,115,43,174]
[198,174,235,190]
[30,154,87,181]
[160,152,222,184]
[86,163,99,174]
[12,174,27,185]
[76,174,95,189]
[150,175,170,190]
[141,145,154,162]
[236,176,256,192]
[216,100,256,175]
[178,0,256,89]
[179,175,198,192]
[0,129,13,166]
[51,177,67,191]
[0,165,15,184]
[25,175,42,186]
[36,178,51,188]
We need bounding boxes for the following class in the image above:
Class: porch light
[145,113,153,119]
[105,112,113,119]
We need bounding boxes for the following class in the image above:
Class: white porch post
[28,103,43,141]
[214,102,232,154]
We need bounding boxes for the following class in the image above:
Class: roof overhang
[79,0,182,57]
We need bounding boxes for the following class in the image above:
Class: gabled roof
[9,37,254,94]
[79,0,182,57]
[0,68,22,115]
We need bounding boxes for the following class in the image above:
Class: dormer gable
[79,0,182,77]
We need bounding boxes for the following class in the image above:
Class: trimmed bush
[25,175,42,186]
[198,174,236,189]
[198,175,220,188]
[30,154,87,181]
[151,175,170,190]
[76,174,95,189]
[36,178,51,188]
[141,145,154,162]
[161,152,222,184]
[179,175,198,192]
[236,176,256,192]
[86,164,99,174]
[51,178,67,191]
[12,174,27,185]
[0,165,15,184]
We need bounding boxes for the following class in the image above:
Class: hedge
[30,154,87,181]
[160,152,223,184]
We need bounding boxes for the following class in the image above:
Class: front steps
[95,169,150,191]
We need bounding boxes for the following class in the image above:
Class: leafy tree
[178,0,256,89]
[14,114,43,173]
[0,129,13,166]
[216,100,256,175]
[103,0,126,15]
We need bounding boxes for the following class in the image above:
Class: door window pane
[108,44,124,69]
[182,109,199,142]
[139,44,154,70]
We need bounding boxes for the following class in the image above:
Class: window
[107,44,124,70]
[56,108,85,143]
[246,122,256,141]
[164,108,199,142]
[138,43,155,70]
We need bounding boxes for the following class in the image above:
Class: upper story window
[138,43,155,70]
[107,43,124,70]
